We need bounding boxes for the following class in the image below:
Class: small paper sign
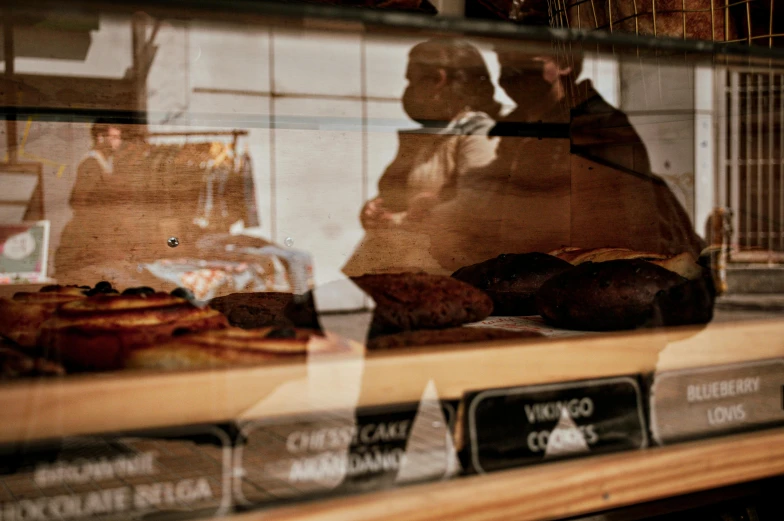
[0,221,50,284]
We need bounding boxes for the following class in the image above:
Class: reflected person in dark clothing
[426,46,703,272]
[56,119,127,282]
[344,38,501,275]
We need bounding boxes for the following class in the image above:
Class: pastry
[0,345,65,379]
[126,327,363,370]
[208,292,319,330]
[452,253,573,316]
[550,247,665,264]
[351,273,494,336]
[549,247,703,280]
[367,326,541,350]
[536,259,692,331]
[652,252,704,281]
[40,293,229,371]
[0,287,89,348]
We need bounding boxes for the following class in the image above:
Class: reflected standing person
[343,38,501,275]
[426,45,703,271]
[56,119,127,282]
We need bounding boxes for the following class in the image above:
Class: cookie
[351,273,493,335]
[452,253,573,316]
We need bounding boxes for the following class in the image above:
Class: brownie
[209,292,320,330]
[367,326,541,350]
[351,273,494,336]
[452,253,573,316]
[536,259,689,331]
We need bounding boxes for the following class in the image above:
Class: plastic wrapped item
[143,245,314,302]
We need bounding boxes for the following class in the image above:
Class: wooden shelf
[2,317,784,443]
[234,428,784,521]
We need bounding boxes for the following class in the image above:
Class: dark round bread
[351,273,494,336]
[536,259,688,331]
[452,253,573,316]
[651,276,716,328]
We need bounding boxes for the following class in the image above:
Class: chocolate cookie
[367,326,541,350]
[452,253,573,316]
[536,259,690,331]
[352,273,493,336]
[209,292,319,330]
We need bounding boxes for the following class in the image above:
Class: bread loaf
[452,253,573,315]
[536,259,690,331]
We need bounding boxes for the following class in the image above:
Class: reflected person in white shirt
[344,38,501,275]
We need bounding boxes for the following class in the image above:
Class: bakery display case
[1,1,784,520]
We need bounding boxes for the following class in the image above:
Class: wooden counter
[238,428,784,521]
[2,317,783,443]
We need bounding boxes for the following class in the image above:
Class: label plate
[0,425,232,521]
[651,359,784,444]
[465,376,647,473]
[235,401,458,506]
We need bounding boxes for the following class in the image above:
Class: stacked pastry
[0,282,361,378]
[39,292,229,371]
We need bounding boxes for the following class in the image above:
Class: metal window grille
[718,68,784,262]
[546,0,784,262]
[547,0,781,48]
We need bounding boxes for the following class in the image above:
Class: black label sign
[0,425,232,521]
[651,359,784,445]
[465,376,647,473]
[235,401,458,507]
